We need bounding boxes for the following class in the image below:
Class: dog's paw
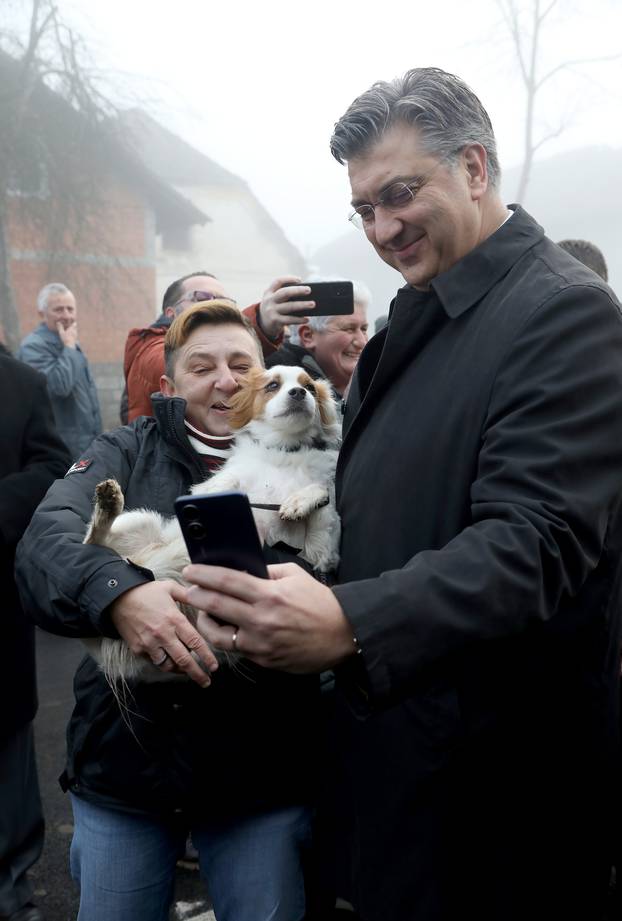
[279,485,329,521]
[94,479,124,516]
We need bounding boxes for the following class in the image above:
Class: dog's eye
[265,381,279,392]
[305,383,316,394]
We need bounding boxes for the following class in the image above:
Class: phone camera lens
[187,521,206,540]
[181,504,199,521]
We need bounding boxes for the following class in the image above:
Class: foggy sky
[11,0,622,257]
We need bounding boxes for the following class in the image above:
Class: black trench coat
[327,208,622,921]
[0,354,70,740]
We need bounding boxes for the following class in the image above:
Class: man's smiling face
[348,122,484,289]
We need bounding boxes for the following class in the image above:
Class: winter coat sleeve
[14,425,154,639]
[19,333,83,398]
[242,303,284,358]
[0,371,71,548]
[333,285,622,705]
[125,332,166,422]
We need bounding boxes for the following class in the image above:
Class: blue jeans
[69,795,311,921]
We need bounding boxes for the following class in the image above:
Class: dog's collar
[249,435,328,453]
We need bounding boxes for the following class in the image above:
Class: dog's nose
[288,387,307,402]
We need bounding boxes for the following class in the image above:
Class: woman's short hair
[164,300,263,377]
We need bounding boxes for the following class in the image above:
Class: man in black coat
[182,68,622,921]
[0,350,70,921]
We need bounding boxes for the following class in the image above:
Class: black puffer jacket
[15,394,319,819]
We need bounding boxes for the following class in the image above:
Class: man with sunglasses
[182,68,622,921]
[123,271,315,422]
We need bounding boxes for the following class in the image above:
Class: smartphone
[285,280,354,316]
[174,492,268,579]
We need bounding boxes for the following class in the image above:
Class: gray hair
[288,278,371,346]
[37,283,72,314]
[330,67,501,189]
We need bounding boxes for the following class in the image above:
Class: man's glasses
[174,290,225,309]
[348,159,448,231]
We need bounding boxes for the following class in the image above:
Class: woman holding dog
[16,301,323,921]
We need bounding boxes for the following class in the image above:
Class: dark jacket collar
[393,205,544,320]
[35,322,83,351]
[152,313,172,330]
[277,341,326,378]
[150,393,206,481]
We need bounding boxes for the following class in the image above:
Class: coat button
[107,578,118,588]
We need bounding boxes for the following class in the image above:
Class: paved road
[32,628,214,921]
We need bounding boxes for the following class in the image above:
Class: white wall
[156,184,306,313]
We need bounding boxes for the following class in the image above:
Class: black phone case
[174,492,268,578]
[288,280,354,315]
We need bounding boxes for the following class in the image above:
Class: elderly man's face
[43,291,77,332]
[348,122,485,289]
[303,303,369,395]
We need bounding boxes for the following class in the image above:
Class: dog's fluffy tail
[84,479,124,545]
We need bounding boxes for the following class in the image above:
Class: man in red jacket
[123,271,316,422]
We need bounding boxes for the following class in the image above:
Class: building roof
[120,109,306,272]
[0,49,209,232]
[120,109,242,187]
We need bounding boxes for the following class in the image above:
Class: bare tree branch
[500,0,622,202]
[0,0,128,349]
[536,52,622,89]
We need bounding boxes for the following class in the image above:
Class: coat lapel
[337,288,445,490]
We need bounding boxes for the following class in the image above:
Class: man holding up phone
[16,301,319,921]
[266,279,371,400]
[122,270,318,422]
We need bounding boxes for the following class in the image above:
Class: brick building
[1,50,208,429]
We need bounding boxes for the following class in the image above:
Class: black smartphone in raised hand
[286,280,354,316]
[174,492,268,579]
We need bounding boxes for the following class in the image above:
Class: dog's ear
[314,378,339,429]
[227,367,267,430]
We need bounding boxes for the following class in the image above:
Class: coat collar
[338,206,545,478]
[35,322,82,351]
[151,393,205,481]
[429,205,544,319]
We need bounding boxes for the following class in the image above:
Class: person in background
[18,284,102,459]
[0,350,70,921]
[122,272,318,422]
[180,67,622,921]
[558,237,619,920]
[373,314,388,334]
[557,238,609,281]
[266,279,371,401]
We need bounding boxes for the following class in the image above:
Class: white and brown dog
[82,365,341,685]
[199,364,341,572]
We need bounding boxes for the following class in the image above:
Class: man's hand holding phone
[258,276,315,340]
[180,561,357,673]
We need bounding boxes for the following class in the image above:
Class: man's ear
[160,374,175,396]
[298,324,315,349]
[164,306,175,319]
[463,143,488,201]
